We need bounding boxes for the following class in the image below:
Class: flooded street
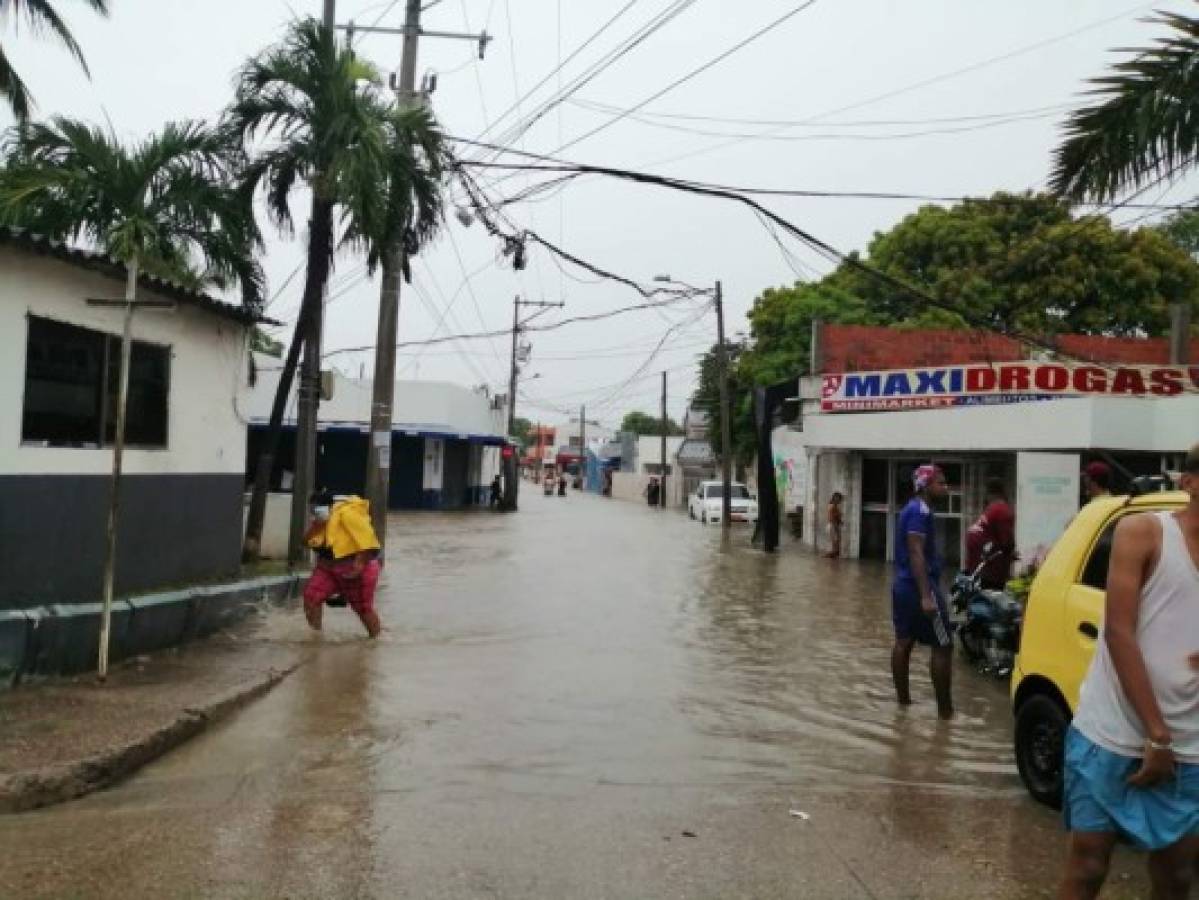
[0,491,1151,898]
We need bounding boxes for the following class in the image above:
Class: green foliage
[1051,12,1199,201]
[1155,209,1199,259]
[620,410,683,436]
[0,0,109,122]
[0,116,265,307]
[511,416,533,447]
[250,326,284,358]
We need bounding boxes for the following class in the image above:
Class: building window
[21,315,170,449]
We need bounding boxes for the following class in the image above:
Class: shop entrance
[858,457,976,570]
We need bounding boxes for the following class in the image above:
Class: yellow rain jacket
[307,496,381,560]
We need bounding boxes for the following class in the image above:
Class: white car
[688,481,759,525]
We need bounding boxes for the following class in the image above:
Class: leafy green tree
[0,0,109,122]
[1051,11,1199,201]
[1155,209,1199,260]
[620,410,683,436]
[690,341,754,468]
[511,416,533,448]
[232,18,446,559]
[846,192,1199,337]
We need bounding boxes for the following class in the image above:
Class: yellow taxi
[1011,489,1189,808]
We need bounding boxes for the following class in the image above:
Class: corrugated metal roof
[0,226,273,326]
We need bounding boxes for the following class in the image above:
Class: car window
[1079,520,1119,591]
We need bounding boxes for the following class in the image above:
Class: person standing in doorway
[890,465,954,719]
[489,474,502,509]
[1058,444,1199,900]
[825,492,845,558]
[303,490,383,638]
[1083,461,1114,502]
[964,477,1016,589]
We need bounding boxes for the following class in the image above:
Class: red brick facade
[819,324,1198,373]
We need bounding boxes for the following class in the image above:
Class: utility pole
[715,280,732,535]
[88,259,174,680]
[1170,303,1191,365]
[345,4,491,544]
[288,0,340,565]
[660,371,668,510]
[504,295,564,509]
[579,404,586,490]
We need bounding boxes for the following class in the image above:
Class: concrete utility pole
[504,296,564,509]
[715,280,732,535]
[288,0,340,565]
[579,405,586,489]
[88,259,174,680]
[344,3,491,543]
[660,371,667,510]
[364,0,421,555]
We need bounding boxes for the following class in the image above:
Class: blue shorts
[891,579,952,648]
[1064,727,1199,851]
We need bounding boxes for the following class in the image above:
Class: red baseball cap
[1084,461,1112,482]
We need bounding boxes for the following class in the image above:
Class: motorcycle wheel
[957,622,986,664]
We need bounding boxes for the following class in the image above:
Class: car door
[1059,517,1117,707]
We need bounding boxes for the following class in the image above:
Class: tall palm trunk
[243,197,336,560]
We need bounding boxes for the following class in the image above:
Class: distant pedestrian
[302,490,382,638]
[1058,443,1199,899]
[890,465,954,719]
[825,492,844,558]
[489,475,502,509]
[645,476,661,507]
[558,474,567,497]
[1083,461,1114,502]
[964,477,1016,589]
[602,469,613,497]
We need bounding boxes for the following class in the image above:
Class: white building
[245,361,508,510]
[0,227,259,607]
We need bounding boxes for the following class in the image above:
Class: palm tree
[1051,11,1199,201]
[0,116,264,677]
[0,0,110,122]
[229,17,446,561]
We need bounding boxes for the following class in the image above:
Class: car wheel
[1015,693,1068,810]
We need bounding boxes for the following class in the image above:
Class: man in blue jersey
[891,464,954,719]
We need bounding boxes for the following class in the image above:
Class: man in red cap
[1084,461,1114,503]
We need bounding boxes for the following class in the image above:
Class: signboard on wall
[821,362,1199,413]
[1016,452,1080,573]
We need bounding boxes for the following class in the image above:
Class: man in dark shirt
[891,465,954,719]
[965,477,1016,589]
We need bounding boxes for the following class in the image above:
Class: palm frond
[1052,12,1199,201]
[0,43,32,121]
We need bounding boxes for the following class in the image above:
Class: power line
[552,0,821,156]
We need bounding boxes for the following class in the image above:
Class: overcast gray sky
[4,0,1194,430]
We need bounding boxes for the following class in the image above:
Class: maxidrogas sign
[821,362,1199,413]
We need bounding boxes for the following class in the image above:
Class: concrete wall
[610,471,684,508]
[0,249,250,608]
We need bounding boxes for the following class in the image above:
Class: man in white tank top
[1060,445,1199,900]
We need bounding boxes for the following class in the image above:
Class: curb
[0,661,302,814]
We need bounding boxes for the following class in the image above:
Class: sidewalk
[0,608,309,813]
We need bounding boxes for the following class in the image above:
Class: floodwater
[0,489,1153,898]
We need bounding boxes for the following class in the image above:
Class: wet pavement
[0,490,1153,898]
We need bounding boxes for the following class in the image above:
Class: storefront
[792,325,1198,566]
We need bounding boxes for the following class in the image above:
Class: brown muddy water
[0,490,1154,898]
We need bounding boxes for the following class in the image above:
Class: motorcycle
[951,546,1023,678]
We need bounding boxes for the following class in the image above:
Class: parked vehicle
[1010,489,1188,809]
[951,546,1022,678]
[688,481,759,525]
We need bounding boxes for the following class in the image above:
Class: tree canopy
[620,410,683,437]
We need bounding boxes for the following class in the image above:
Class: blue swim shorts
[1064,727,1199,852]
[891,579,952,648]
